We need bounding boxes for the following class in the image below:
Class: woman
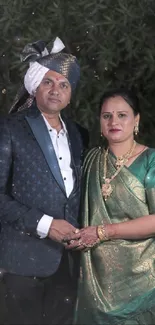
[64,89,155,325]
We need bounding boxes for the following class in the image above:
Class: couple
[0,36,155,325]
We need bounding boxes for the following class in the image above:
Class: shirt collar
[59,115,67,134]
[42,114,67,135]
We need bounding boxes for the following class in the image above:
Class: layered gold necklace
[101,141,136,201]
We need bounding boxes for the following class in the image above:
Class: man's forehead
[44,70,69,83]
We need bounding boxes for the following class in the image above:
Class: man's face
[35,70,71,115]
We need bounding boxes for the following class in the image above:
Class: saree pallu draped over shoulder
[74,147,155,325]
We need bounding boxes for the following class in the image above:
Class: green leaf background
[1,0,155,146]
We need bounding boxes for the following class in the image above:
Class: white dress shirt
[37,115,74,238]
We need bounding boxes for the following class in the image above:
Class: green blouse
[128,148,155,188]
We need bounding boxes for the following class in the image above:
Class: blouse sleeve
[145,149,155,214]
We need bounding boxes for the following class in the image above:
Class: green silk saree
[74,147,155,325]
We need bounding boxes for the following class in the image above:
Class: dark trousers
[0,253,77,325]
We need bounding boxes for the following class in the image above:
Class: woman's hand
[63,226,100,250]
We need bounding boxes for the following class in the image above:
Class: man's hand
[48,219,77,244]
[63,226,99,250]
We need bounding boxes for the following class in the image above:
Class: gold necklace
[115,144,136,169]
[101,141,136,201]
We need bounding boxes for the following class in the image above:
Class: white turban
[24,37,65,95]
[24,62,49,95]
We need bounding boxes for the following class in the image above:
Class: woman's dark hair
[100,88,140,116]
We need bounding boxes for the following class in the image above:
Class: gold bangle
[97,225,109,242]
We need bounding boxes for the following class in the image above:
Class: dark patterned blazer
[0,103,88,277]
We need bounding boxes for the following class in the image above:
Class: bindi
[55,77,62,81]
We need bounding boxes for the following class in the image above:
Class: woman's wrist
[97,224,109,241]
[97,223,117,241]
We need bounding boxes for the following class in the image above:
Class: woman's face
[100,96,139,144]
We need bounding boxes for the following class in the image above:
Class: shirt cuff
[36,214,53,239]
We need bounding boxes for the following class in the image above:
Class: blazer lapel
[63,117,79,191]
[25,108,66,194]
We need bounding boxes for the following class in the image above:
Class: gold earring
[134,123,139,135]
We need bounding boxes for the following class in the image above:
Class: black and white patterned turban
[22,37,80,94]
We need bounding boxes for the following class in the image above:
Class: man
[0,37,88,325]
